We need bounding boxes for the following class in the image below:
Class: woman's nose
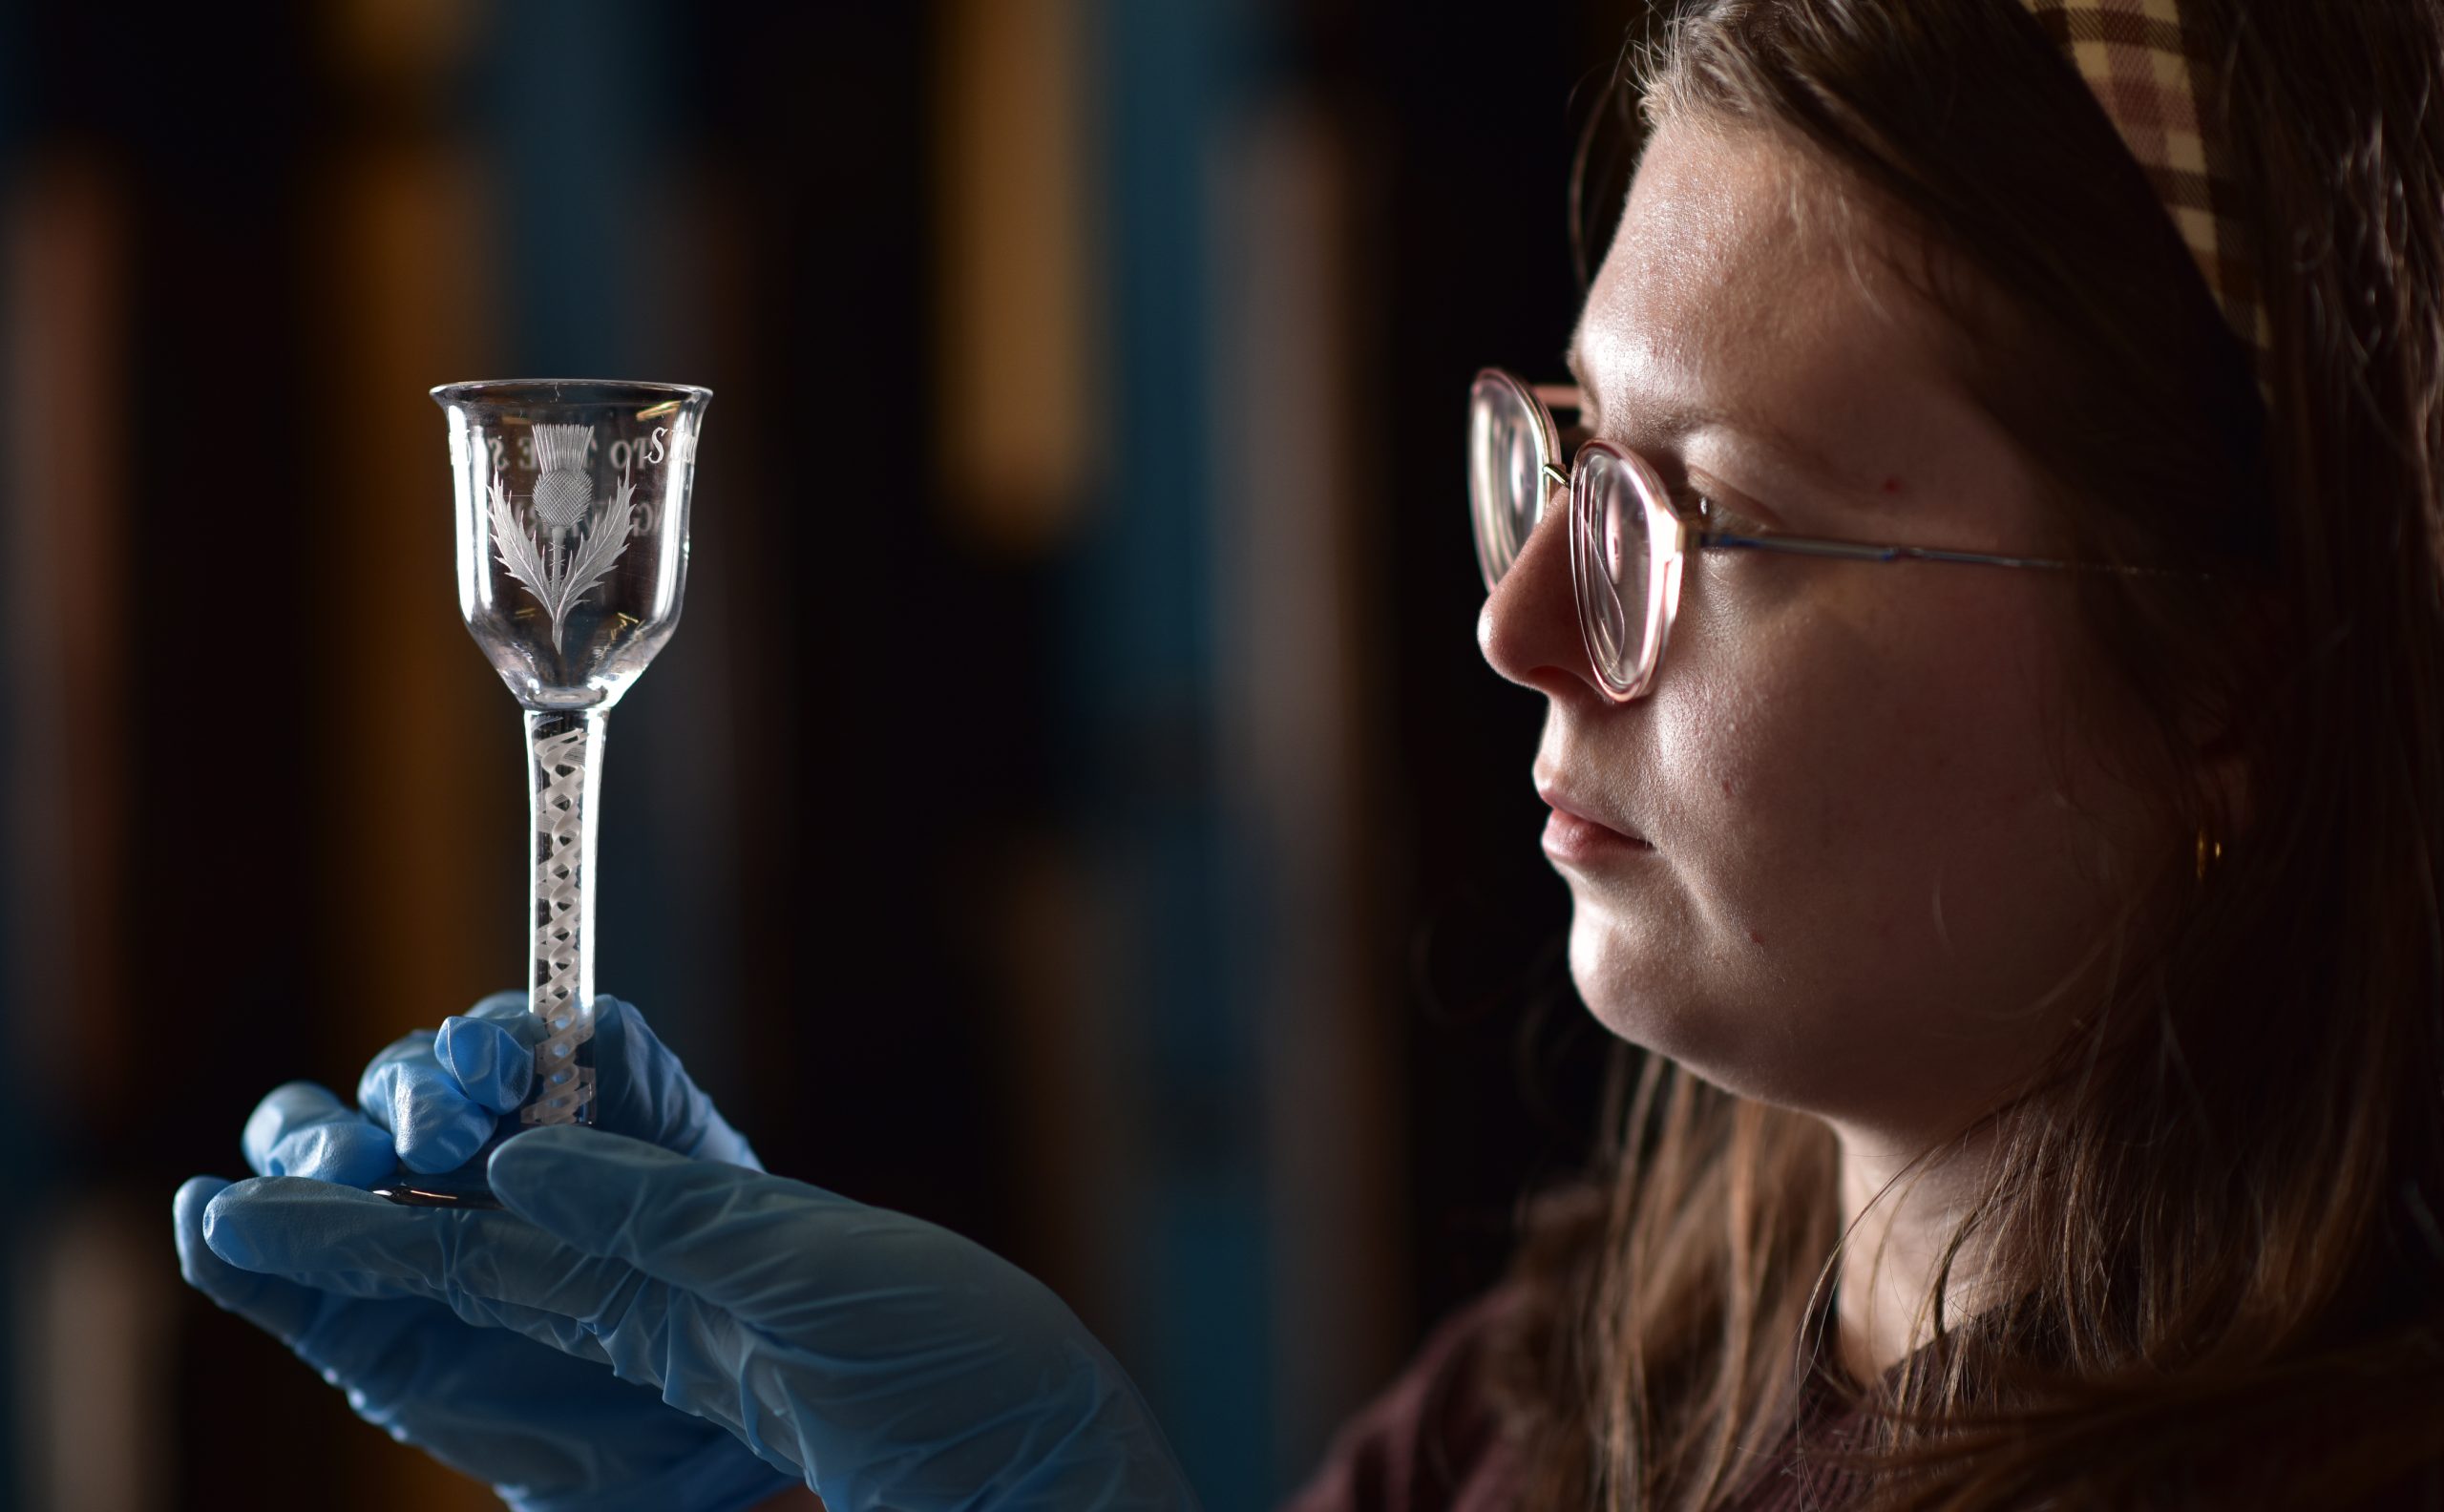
[1477,481,1601,700]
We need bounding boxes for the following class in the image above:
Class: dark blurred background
[0,1,1638,1506]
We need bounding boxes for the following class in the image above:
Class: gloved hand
[192,1002,1204,1512]
[174,993,805,1512]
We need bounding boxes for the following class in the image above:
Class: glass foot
[371,1128,517,1208]
[370,1170,505,1208]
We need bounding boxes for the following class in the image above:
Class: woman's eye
[1695,494,1770,536]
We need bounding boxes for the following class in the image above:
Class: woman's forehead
[1579,122,1937,418]
[1571,116,2025,525]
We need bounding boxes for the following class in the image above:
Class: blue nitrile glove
[199,1124,1202,1511]
[173,992,804,1512]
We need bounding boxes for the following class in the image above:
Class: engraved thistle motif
[488,422,635,655]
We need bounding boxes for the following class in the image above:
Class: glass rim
[431,378,714,410]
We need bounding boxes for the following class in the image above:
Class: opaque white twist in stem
[524,724,597,1124]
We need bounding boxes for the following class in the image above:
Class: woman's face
[1480,116,2159,1142]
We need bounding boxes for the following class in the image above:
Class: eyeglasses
[1467,367,2160,703]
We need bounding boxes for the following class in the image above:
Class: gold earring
[2195,825,2225,879]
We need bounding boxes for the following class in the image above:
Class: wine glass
[372,379,711,1207]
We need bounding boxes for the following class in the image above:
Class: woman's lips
[1538,789,1654,865]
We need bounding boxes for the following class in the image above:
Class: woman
[1295,1,2444,1507]
[178,1,2444,1508]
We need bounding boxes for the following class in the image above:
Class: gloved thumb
[486,1126,1201,1512]
[487,1125,873,1323]
[491,1126,1073,1360]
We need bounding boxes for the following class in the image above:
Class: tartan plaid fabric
[2017,0,2273,404]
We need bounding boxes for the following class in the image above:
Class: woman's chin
[1566,909,1791,1100]
[1564,885,1693,998]
[1570,912,1704,1048]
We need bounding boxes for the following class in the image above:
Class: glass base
[370,1126,517,1208]
[370,1170,506,1208]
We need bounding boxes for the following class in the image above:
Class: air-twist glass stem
[521,706,602,1125]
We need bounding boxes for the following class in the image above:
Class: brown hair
[1482,2,2444,1507]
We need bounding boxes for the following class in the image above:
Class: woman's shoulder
[1275,1284,1527,1512]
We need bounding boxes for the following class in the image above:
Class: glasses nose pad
[1538,461,1570,525]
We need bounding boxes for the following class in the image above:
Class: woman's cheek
[1654,587,2035,960]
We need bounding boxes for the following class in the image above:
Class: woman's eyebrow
[1563,338,1876,502]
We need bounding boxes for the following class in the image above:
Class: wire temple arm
[1705,531,2202,578]
[1531,384,1585,414]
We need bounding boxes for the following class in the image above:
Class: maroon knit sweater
[1275,1286,2444,1511]
[1275,1285,1866,1512]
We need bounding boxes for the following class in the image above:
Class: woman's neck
[1830,1124,2001,1387]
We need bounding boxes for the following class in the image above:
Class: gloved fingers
[241,1082,398,1187]
[427,989,539,1120]
[491,1127,867,1323]
[437,1013,533,1112]
[400,992,765,1170]
[179,1176,771,1508]
[200,1175,644,1367]
[180,1173,583,1381]
[358,1030,504,1175]
[176,1175,327,1341]
[201,1163,821,1478]
[354,1027,441,1111]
